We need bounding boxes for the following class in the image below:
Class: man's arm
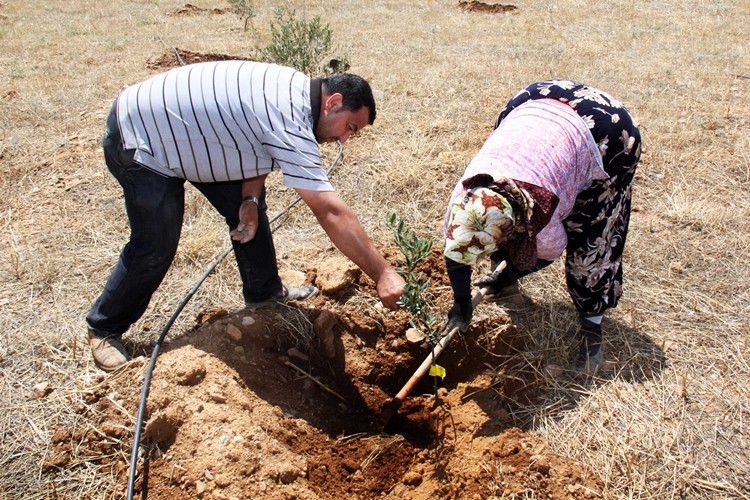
[295,188,404,310]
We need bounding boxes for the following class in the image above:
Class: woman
[443,80,641,373]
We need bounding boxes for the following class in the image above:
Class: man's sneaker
[573,339,604,374]
[245,284,319,308]
[88,330,130,372]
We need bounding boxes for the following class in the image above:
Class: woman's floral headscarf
[443,187,515,265]
[444,174,560,270]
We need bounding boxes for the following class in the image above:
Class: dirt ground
[44,250,602,499]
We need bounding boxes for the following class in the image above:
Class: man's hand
[230,200,259,244]
[295,188,406,310]
[444,298,473,333]
[376,268,405,310]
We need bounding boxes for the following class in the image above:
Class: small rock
[405,327,425,343]
[32,381,53,399]
[277,465,303,484]
[51,428,70,444]
[214,473,231,487]
[225,324,242,343]
[43,453,68,470]
[241,315,256,326]
[195,307,228,325]
[195,480,207,494]
[209,392,227,404]
[402,471,422,486]
[530,454,551,475]
[669,261,685,273]
[314,310,337,332]
[280,269,307,287]
[314,255,360,294]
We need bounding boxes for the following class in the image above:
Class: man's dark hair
[322,73,376,124]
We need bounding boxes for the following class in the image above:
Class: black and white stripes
[116,61,331,191]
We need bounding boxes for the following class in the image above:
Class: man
[442,80,641,373]
[87,60,405,372]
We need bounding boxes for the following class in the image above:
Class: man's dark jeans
[86,106,281,338]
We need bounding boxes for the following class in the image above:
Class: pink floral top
[445,99,607,261]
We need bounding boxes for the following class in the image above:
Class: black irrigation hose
[125,142,343,499]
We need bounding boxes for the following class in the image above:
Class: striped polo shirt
[116,60,332,191]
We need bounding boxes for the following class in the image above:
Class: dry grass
[1,0,749,498]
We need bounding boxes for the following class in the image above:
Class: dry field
[1,0,749,498]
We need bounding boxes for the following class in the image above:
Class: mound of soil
[147,49,250,70]
[167,4,229,17]
[459,1,518,14]
[45,251,602,498]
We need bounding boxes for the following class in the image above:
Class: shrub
[261,6,332,75]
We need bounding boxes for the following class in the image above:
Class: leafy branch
[227,0,256,32]
[386,211,439,347]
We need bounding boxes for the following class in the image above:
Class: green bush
[260,6,332,75]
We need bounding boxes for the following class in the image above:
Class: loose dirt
[147,48,248,70]
[458,1,518,14]
[45,250,602,499]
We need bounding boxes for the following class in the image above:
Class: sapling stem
[386,211,441,360]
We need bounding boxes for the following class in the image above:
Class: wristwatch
[241,195,259,205]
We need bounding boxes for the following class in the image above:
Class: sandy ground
[45,251,603,498]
